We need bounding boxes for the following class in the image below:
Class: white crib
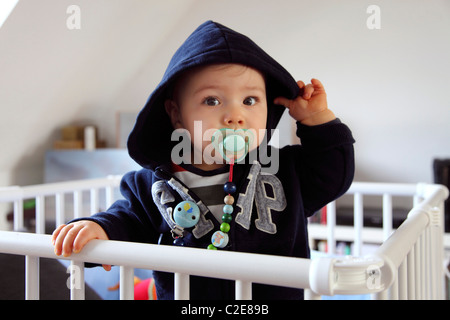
[0,177,448,300]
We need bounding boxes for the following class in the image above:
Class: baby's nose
[223,105,244,126]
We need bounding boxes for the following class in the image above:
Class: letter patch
[235,162,286,234]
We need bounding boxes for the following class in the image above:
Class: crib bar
[120,266,134,300]
[353,193,363,256]
[25,255,39,300]
[105,184,114,209]
[235,280,252,300]
[13,199,24,231]
[326,201,336,254]
[73,190,82,219]
[35,195,45,234]
[407,249,415,299]
[419,234,425,299]
[414,242,421,299]
[430,229,438,299]
[19,177,121,198]
[425,228,432,299]
[175,273,190,300]
[90,188,99,216]
[347,182,417,196]
[382,194,393,240]
[398,260,407,299]
[389,270,398,299]
[55,193,65,228]
[431,205,445,299]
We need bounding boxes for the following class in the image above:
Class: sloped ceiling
[0,0,197,185]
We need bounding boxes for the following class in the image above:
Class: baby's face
[166,63,268,168]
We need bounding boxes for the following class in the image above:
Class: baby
[52,21,355,299]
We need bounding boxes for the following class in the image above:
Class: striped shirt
[172,163,229,222]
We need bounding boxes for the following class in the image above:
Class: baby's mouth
[211,128,254,162]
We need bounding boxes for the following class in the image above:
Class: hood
[128,20,300,170]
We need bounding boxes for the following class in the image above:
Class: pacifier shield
[223,134,246,152]
[211,128,254,162]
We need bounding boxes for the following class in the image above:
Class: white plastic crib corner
[309,257,335,296]
[309,255,386,296]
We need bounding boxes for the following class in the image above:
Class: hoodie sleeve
[70,170,163,244]
[292,119,355,216]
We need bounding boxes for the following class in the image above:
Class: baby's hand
[274,78,336,126]
[52,221,111,271]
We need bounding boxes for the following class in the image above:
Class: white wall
[1,0,449,187]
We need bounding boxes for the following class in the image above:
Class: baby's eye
[243,97,257,106]
[203,97,220,106]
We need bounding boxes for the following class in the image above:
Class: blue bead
[223,204,233,214]
[224,181,236,194]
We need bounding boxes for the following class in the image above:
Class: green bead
[207,244,218,250]
[222,213,232,223]
[220,222,230,233]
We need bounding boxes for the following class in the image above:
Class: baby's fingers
[53,224,73,256]
[51,224,66,245]
[302,83,316,100]
[72,226,98,253]
[310,78,325,90]
[61,224,84,257]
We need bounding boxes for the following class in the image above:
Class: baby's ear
[164,99,182,129]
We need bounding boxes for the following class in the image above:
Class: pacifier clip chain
[170,130,246,249]
[207,157,236,250]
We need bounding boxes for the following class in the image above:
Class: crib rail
[0,231,313,300]
[311,183,448,299]
[0,176,122,233]
[0,179,448,300]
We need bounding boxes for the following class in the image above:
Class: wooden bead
[224,195,234,205]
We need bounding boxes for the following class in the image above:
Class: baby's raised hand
[274,78,335,126]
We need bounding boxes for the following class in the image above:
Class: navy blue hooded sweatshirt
[74,21,355,300]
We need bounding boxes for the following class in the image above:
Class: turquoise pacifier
[212,129,254,162]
